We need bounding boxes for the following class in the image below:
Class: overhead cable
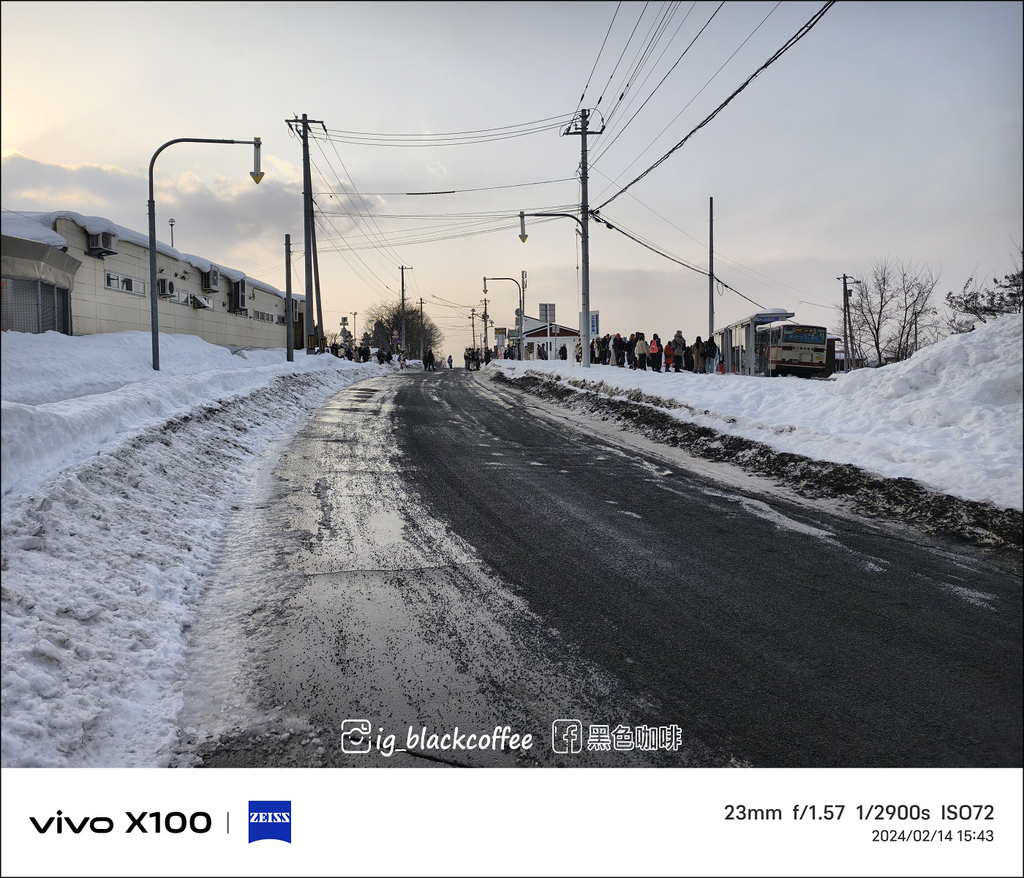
[593,0,836,212]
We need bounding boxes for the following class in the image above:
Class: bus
[754,323,829,377]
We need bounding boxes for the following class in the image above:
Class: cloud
[2,152,305,290]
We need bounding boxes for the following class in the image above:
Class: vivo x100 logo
[248,801,291,844]
[30,810,213,834]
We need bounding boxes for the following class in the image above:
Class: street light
[519,210,592,367]
[148,136,264,370]
[484,275,524,359]
[168,218,175,248]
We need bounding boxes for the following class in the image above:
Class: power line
[593,0,836,212]
[597,212,765,309]
[577,1,623,112]
[591,1,725,167]
[311,178,575,197]
[319,116,572,147]
[600,1,685,129]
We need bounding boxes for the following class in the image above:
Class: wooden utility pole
[400,265,412,352]
[285,233,293,362]
[708,197,715,340]
[287,114,325,353]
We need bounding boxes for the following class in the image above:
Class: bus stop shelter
[715,308,794,375]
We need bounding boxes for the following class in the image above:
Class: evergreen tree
[945,247,1023,332]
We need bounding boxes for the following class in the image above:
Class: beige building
[1,209,304,350]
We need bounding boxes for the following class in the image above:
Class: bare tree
[849,257,943,366]
[850,257,896,367]
[886,260,941,361]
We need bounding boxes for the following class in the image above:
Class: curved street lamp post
[483,275,526,359]
[148,136,264,370]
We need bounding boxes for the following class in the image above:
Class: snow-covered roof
[1,209,295,301]
[1,210,68,248]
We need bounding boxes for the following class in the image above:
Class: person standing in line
[672,331,686,372]
[703,336,718,373]
[692,336,705,374]
[635,332,649,371]
[447,354,453,369]
[626,333,637,369]
[663,339,674,374]
[649,333,662,372]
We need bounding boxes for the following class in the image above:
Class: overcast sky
[2,1,1021,358]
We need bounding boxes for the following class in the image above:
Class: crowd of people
[359,331,721,374]
[577,331,720,373]
[498,332,721,372]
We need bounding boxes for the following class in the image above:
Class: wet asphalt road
[389,368,1021,768]
[186,368,1021,768]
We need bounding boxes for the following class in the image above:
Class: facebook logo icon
[551,719,584,754]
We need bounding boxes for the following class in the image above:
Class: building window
[105,272,145,297]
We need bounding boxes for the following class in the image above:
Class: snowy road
[177,375,706,767]
[392,369,1022,768]
[178,368,1022,768]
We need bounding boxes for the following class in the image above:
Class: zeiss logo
[248,801,291,844]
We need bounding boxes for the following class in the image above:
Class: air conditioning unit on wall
[201,267,220,292]
[157,278,176,297]
[86,232,118,258]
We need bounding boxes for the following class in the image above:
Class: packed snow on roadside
[489,314,1023,512]
[1,330,391,766]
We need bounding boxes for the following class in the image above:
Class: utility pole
[400,265,412,353]
[287,114,325,354]
[708,197,715,340]
[285,233,294,362]
[481,296,489,355]
[564,108,601,367]
[351,312,358,346]
[310,212,325,350]
[419,298,424,360]
[470,307,477,351]
[838,274,859,371]
[521,270,527,360]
